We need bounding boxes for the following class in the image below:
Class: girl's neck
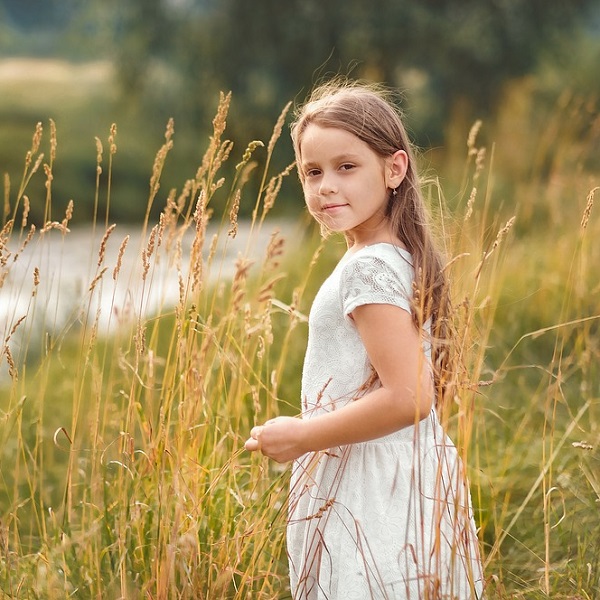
[345,229,406,253]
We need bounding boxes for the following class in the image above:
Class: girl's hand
[244,417,307,463]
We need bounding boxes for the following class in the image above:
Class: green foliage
[1,2,599,223]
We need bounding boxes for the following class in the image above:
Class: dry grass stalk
[228,189,241,238]
[467,119,482,156]
[21,196,30,229]
[190,191,208,294]
[142,224,160,280]
[474,147,486,181]
[3,173,9,222]
[572,440,594,450]
[0,219,13,268]
[113,235,130,280]
[231,255,254,312]
[212,91,231,142]
[43,163,53,191]
[580,186,598,230]
[177,180,193,214]
[260,302,273,346]
[264,230,285,271]
[10,224,36,267]
[475,216,516,279]
[0,218,13,241]
[236,140,264,171]
[98,224,116,266]
[88,267,108,292]
[49,118,57,163]
[261,162,296,221]
[109,123,117,155]
[490,216,516,254]
[210,177,225,196]
[4,315,27,347]
[464,187,477,221]
[268,101,292,156]
[61,199,74,230]
[30,152,44,176]
[39,220,69,234]
[212,141,234,177]
[149,119,175,205]
[27,121,43,167]
[3,344,17,380]
[195,92,232,187]
[95,137,103,176]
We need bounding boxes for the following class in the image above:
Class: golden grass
[0,85,599,599]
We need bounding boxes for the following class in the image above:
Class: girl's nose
[319,173,337,194]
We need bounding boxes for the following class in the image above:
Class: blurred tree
[2,0,66,30]
[154,0,597,146]
[1,0,597,220]
[111,0,172,104]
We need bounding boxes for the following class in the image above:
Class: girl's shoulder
[338,243,414,314]
[342,242,413,271]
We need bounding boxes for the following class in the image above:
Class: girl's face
[298,124,407,246]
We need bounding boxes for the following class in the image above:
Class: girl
[245,80,484,599]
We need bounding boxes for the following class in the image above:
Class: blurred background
[0,0,599,224]
[1,5,600,596]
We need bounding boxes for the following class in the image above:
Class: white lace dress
[287,243,484,599]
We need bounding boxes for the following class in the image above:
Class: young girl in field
[245,80,484,599]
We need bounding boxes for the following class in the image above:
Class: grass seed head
[4,345,17,380]
[268,101,292,155]
[61,199,74,229]
[212,91,232,141]
[95,137,103,164]
[113,235,130,280]
[88,267,107,292]
[580,186,598,230]
[228,189,241,238]
[49,118,57,163]
[31,121,43,156]
[98,224,116,266]
[464,187,477,221]
[109,123,117,155]
[21,196,30,228]
[236,140,264,171]
[474,147,486,181]
[467,119,482,156]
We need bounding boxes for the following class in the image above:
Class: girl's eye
[340,164,354,171]
[305,169,321,177]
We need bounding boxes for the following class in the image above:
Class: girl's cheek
[304,192,318,209]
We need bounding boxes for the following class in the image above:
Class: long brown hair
[291,79,453,404]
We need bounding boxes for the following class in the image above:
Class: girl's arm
[245,302,433,463]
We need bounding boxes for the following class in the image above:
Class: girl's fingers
[250,426,264,438]
[245,425,264,452]
[244,437,259,451]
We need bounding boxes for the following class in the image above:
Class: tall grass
[0,84,598,599]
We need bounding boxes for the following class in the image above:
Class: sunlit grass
[1,83,599,598]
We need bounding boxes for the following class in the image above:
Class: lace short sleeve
[341,248,413,317]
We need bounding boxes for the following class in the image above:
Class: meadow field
[1,69,599,599]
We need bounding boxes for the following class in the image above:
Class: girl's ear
[385,150,408,189]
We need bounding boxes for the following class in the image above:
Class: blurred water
[0,220,295,378]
